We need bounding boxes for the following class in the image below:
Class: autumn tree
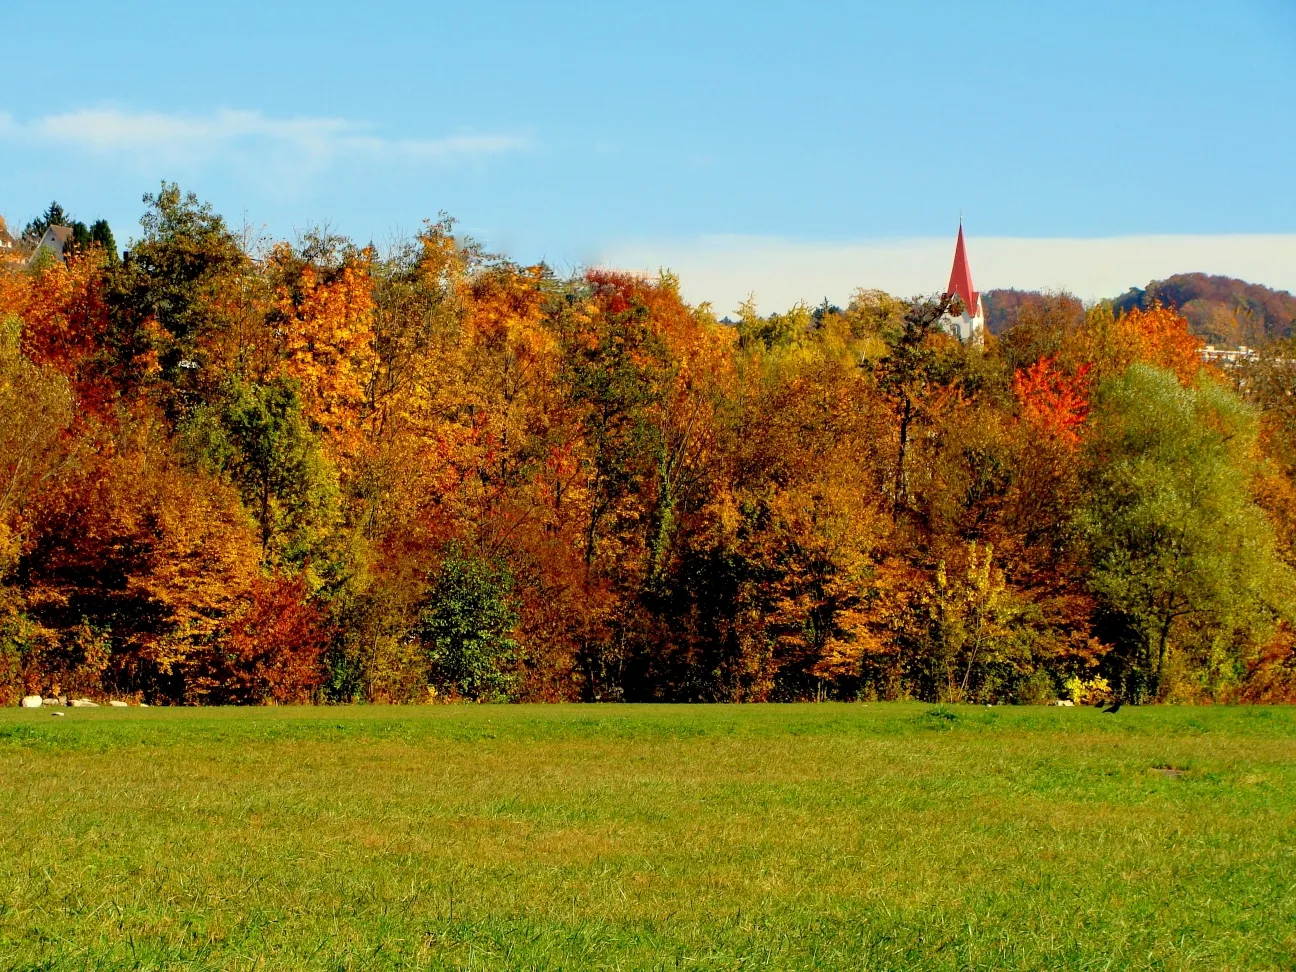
[268,236,378,459]
[874,294,960,513]
[902,544,1032,702]
[0,247,119,412]
[0,318,81,702]
[990,290,1084,372]
[12,410,263,700]
[1013,356,1093,447]
[189,575,328,704]
[0,316,78,565]
[1077,303,1203,385]
[1231,342,1296,572]
[552,271,735,698]
[8,186,1295,707]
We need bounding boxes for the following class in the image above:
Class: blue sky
[4,0,1294,310]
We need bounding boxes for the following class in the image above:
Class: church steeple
[942,221,984,342]
[945,222,979,319]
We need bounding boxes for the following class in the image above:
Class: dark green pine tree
[69,221,92,250]
[89,219,118,260]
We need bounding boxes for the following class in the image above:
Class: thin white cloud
[0,106,529,168]
[598,234,1296,315]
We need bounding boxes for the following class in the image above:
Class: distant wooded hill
[982,290,1083,337]
[984,274,1296,348]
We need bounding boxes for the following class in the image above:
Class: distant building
[941,223,984,343]
[0,217,18,263]
[28,224,75,266]
[1201,345,1258,366]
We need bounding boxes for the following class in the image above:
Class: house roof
[945,223,980,316]
[28,224,75,265]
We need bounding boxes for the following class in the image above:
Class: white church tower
[942,222,984,343]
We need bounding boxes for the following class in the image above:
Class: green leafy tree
[107,183,249,405]
[1079,365,1294,700]
[414,549,519,700]
[125,183,245,342]
[180,378,338,570]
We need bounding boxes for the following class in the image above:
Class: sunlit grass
[1,703,1293,970]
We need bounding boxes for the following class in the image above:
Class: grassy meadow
[1,703,1293,970]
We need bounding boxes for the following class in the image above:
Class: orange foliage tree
[270,244,378,459]
[1078,303,1203,384]
[0,254,120,413]
[1013,356,1093,447]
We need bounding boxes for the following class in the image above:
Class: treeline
[2,185,1295,706]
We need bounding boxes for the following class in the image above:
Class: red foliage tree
[1012,356,1093,447]
[191,576,328,704]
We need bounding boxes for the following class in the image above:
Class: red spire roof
[945,223,979,317]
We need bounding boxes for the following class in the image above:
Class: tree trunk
[260,478,271,553]
[894,394,913,514]
[961,625,983,695]
[1155,612,1173,698]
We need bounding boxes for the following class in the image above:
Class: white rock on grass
[20,695,42,708]
[42,697,63,706]
[69,699,99,708]
[51,711,65,717]
[108,700,129,707]
[1051,699,1075,707]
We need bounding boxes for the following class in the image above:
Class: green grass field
[1,704,1293,970]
